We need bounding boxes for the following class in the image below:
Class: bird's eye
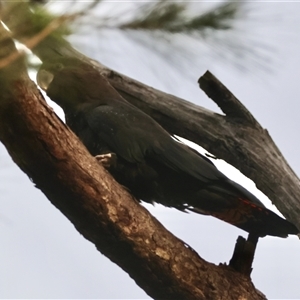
[37,69,54,91]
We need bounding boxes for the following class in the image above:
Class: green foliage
[28,5,71,37]
[120,1,240,33]
[0,0,270,73]
[120,2,186,32]
[186,3,239,31]
[1,2,71,41]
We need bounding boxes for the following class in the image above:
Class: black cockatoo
[37,57,299,238]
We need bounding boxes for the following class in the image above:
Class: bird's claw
[95,153,117,169]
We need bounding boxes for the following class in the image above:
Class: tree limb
[1,4,298,298]
[198,71,257,125]
[0,28,266,300]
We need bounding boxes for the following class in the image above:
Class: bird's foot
[95,153,117,169]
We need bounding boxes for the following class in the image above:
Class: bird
[37,57,299,238]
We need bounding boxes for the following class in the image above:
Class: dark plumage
[37,57,299,238]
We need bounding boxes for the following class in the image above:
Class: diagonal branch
[1,5,298,297]
[0,30,266,300]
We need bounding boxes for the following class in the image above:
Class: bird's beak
[37,69,54,91]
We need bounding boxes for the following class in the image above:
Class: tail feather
[189,179,299,237]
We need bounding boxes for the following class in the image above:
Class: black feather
[37,57,299,238]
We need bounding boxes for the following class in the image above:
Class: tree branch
[0,30,266,300]
[1,4,298,298]
[198,70,257,125]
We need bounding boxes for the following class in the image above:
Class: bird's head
[37,57,119,112]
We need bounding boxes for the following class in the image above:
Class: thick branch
[3,2,300,229]
[1,5,298,297]
[0,43,266,300]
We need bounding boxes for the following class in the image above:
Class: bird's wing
[84,101,224,182]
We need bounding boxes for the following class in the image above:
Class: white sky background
[1,1,300,299]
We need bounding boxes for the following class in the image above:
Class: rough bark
[4,0,300,229]
[0,31,266,300]
[1,4,299,298]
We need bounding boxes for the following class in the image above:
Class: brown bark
[0,28,268,300]
[1,4,299,298]
[4,0,300,229]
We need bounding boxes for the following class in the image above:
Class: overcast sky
[1,2,300,299]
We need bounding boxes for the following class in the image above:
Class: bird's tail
[189,179,299,238]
